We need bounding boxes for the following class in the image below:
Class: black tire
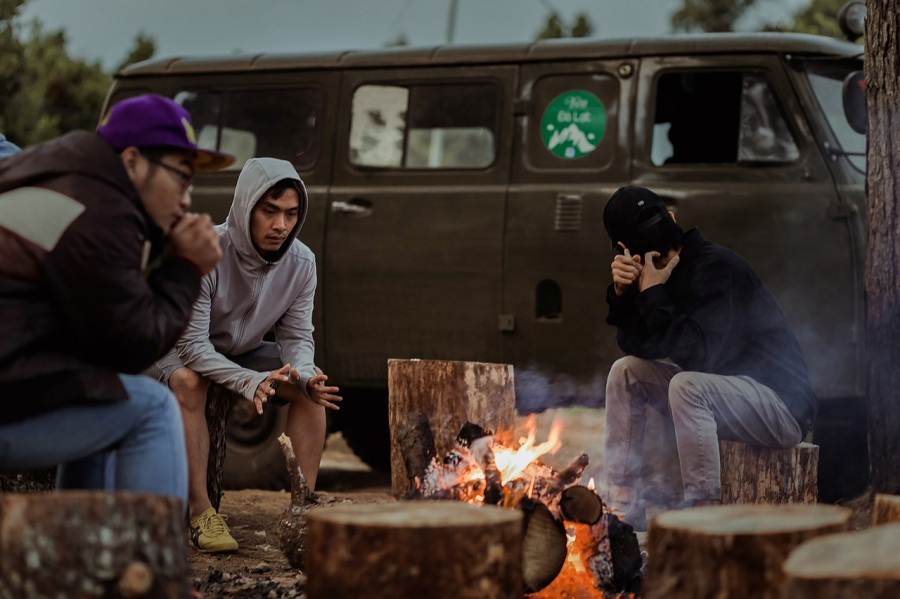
[223,398,290,491]
[333,387,392,472]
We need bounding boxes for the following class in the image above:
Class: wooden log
[388,359,516,496]
[783,523,900,599]
[520,498,568,593]
[643,504,850,599]
[873,493,900,526]
[719,440,819,504]
[0,491,188,598]
[305,501,522,599]
[204,383,233,513]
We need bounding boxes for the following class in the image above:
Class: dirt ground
[189,407,875,598]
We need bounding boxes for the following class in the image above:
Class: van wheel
[223,399,290,491]
[334,388,392,472]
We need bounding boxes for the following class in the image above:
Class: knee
[668,372,707,412]
[607,356,649,392]
[169,367,210,411]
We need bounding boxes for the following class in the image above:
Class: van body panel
[631,53,857,399]
[323,65,517,385]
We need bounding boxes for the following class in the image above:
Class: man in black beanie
[602,186,816,528]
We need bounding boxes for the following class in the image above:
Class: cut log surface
[388,359,516,496]
[873,493,900,526]
[306,501,522,599]
[0,491,188,598]
[643,504,850,599]
[784,523,900,599]
[719,440,818,504]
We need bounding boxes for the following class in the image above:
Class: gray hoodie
[177,158,316,400]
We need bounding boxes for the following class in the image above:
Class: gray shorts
[146,342,287,404]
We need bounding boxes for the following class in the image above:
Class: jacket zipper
[232,264,272,351]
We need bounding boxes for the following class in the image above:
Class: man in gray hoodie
[149,157,340,553]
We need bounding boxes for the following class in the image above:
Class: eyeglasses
[142,153,194,195]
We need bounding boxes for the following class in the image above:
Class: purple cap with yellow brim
[97,93,234,173]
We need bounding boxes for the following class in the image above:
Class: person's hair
[267,179,303,201]
[621,207,684,258]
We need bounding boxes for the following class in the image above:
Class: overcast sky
[18,0,810,71]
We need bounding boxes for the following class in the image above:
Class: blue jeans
[0,374,188,506]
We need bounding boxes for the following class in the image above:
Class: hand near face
[638,251,680,292]
[169,213,221,275]
[611,243,643,296]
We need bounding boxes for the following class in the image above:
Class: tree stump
[783,523,900,598]
[388,359,516,496]
[873,493,900,526]
[205,383,233,513]
[719,440,818,504]
[0,491,188,598]
[305,502,522,599]
[643,504,850,599]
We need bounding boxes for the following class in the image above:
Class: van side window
[175,88,324,171]
[651,72,799,166]
[350,82,499,169]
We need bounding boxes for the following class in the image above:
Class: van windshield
[802,59,866,173]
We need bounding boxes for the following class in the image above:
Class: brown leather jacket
[0,131,200,423]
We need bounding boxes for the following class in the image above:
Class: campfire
[402,416,643,597]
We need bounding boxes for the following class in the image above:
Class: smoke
[514,363,608,415]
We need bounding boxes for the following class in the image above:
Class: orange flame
[493,416,563,485]
[588,477,596,491]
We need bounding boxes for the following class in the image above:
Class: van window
[803,61,866,173]
[175,88,324,171]
[349,82,499,169]
[651,72,799,166]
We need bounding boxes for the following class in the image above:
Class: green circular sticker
[541,90,606,159]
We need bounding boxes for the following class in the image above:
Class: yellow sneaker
[189,507,239,553]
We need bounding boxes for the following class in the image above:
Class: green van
[106,32,867,500]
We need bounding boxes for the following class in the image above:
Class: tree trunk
[388,359,516,496]
[305,502,522,599]
[866,0,900,495]
[873,493,900,525]
[643,504,850,599]
[718,440,818,504]
[0,491,188,598]
[205,383,233,513]
[783,523,900,599]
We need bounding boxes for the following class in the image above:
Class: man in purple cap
[0,94,232,506]
[601,185,816,530]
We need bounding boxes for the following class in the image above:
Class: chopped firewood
[560,486,603,525]
[521,498,568,593]
[783,523,900,599]
[277,433,344,570]
[396,412,437,492]
[644,504,851,599]
[873,493,900,526]
[306,502,523,599]
[0,491,188,597]
[469,436,503,505]
[606,514,642,593]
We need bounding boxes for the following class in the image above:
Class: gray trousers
[604,356,803,504]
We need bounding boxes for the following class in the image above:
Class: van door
[325,66,516,385]
[503,60,636,411]
[631,54,857,399]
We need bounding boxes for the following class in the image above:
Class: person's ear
[668,210,677,224]
[119,146,142,177]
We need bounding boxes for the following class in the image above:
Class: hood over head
[226,158,308,267]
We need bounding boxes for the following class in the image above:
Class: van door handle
[331,199,372,217]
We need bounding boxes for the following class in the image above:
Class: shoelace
[198,513,230,536]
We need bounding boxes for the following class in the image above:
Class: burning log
[783,523,900,599]
[873,493,900,526]
[396,412,437,494]
[560,485,603,525]
[277,433,344,570]
[305,502,523,599]
[718,440,818,504]
[520,498,568,594]
[0,491,188,598]
[643,504,850,599]
[388,359,516,496]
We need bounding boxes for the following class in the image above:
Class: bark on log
[0,491,188,598]
[719,440,818,504]
[873,493,900,526]
[305,502,522,599]
[205,383,233,513]
[388,359,516,496]
[784,523,900,599]
[643,504,850,599]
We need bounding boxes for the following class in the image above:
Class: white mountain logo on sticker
[547,123,597,154]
